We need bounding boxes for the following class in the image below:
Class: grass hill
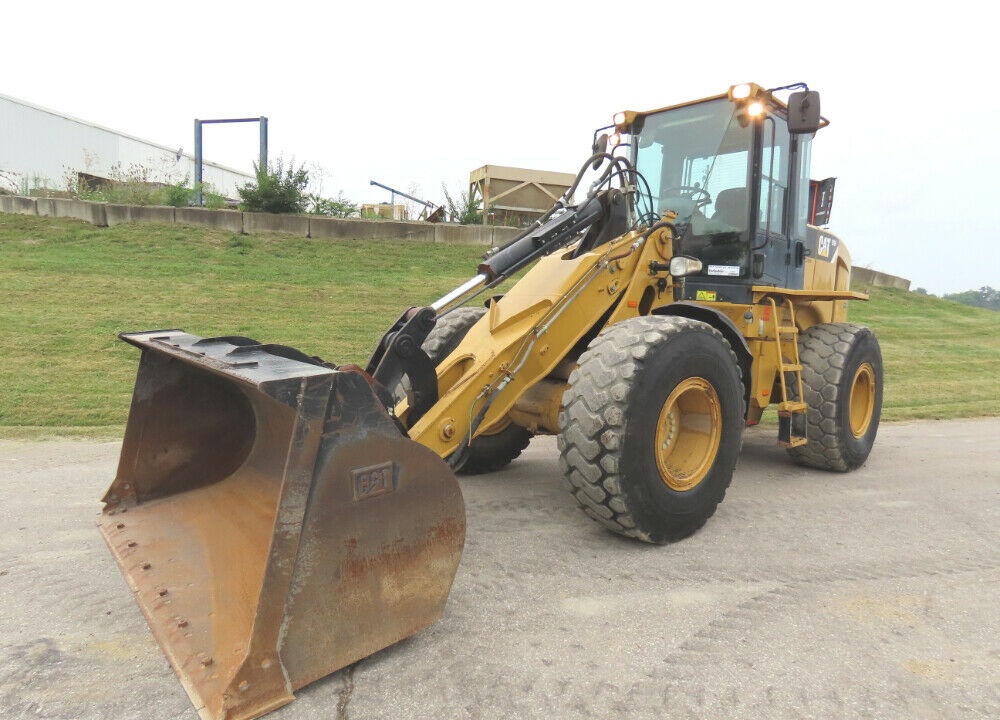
[2,213,998,437]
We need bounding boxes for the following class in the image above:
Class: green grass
[1,214,486,436]
[849,287,1000,420]
[2,214,998,437]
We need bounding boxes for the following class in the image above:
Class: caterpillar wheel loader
[99,82,882,720]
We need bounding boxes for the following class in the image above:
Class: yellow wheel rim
[654,378,722,492]
[849,362,876,438]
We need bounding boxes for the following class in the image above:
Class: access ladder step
[778,436,808,449]
[778,401,808,413]
[777,410,808,448]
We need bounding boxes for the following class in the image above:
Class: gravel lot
[1,418,998,719]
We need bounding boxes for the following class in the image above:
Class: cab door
[753,114,811,291]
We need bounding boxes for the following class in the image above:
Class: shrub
[201,188,228,209]
[307,192,358,218]
[178,182,227,209]
[237,158,309,214]
[163,180,194,207]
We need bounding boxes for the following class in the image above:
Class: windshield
[633,98,753,276]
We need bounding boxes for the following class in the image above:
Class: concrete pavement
[1,418,998,719]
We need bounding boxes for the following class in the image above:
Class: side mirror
[787,90,821,134]
[591,133,609,170]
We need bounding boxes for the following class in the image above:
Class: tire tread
[559,316,741,542]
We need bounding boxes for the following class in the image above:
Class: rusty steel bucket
[99,331,465,720]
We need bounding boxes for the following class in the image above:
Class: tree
[237,158,309,214]
[943,286,1000,312]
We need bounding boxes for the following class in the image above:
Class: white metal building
[0,93,253,197]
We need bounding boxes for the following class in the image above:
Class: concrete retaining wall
[34,198,56,217]
[6,195,109,226]
[434,224,520,246]
[0,195,506,245]
[492,227,521,246]
[244,212,310,238]
[174,207,244,234]
[106,204,176,226]
[310,217,436,242]
[51,198,108,226]
[0,195,38,215]
[851,267,911,291]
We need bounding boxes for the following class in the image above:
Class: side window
[635,141,663,204]
[793,135,813,238]
[759,117,791,237]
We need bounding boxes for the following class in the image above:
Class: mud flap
[99,331,465,720]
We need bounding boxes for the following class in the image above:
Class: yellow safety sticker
[696,290,717,301]
[818,235,832,258]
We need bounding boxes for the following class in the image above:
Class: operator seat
[711,187,748,230]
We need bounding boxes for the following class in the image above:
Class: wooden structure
[469,165,575,226]
[361,203,408,220]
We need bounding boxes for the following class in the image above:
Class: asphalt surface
[1,418,998,719]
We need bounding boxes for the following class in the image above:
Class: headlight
[730,83,753,100]
[669,256,703,278]
[613,110,636,132]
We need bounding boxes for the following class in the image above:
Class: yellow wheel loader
[99,82,882,720]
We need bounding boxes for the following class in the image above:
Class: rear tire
[558,316,745,544]
[423,305,532,475]
[787,323,883,471]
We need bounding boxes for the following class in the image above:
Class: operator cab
[619,83,825,303]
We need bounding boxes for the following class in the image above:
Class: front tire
[456,417,532,475]
[421,306,488,365]
[558,316,745,543]
[787,323,883,471]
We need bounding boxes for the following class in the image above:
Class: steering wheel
[662,186,712,208]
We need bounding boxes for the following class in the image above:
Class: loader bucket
[99,331,465,720]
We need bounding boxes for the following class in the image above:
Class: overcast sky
[5,0,996,295]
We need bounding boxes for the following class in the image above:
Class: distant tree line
[940,286,1000,312]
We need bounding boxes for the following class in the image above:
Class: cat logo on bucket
[352,461,397,501]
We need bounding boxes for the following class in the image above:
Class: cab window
[759,116,791,239]
[633,98,753,275]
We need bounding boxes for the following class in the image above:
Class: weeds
[59,162,228,208]
[442,184,483,224]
